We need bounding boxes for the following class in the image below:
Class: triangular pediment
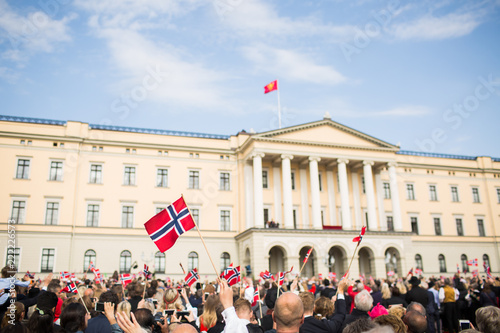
[253,119,398,150]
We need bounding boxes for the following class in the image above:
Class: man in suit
[406,276,428,307]
[86,291,120,333]
[299,279,347,333]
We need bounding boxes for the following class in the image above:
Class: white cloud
[0,0,75,62]
[389,12,481,40]
[242,44,346,84]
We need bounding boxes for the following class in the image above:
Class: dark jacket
[320,287,336,299]
[300,299,346,333]
[381,296,408,308]
[406,286,429,307]
[86,313,113,333]
[340,308,369,332]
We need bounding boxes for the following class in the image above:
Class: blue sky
[1,0,499,156]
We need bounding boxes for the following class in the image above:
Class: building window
[156,169,168,187]
[383,183,391,199]
[293,209,297,229]
[11,200,26,224]
[461,254,468,273]
[41,248,55,272]
[188,252,198,271]
[263,208,269,224]
[406,184,415,200]
[220,210,231,231]
[83,250,96,272]
[155,252,165,273]
[191,208,200,227]
[156,206,165,214]
[451,186,459,202]
[123,166,136,185]
[49,161,63,181]
[472,187,480,203]
[483,254,490,268]
[411,217,419,235]
[45,202,59,225]
[120,250,131,273]
[415,254,423,270]
[16,159,30,179]
[262,170,268,189]
[220,252,231,272]
[456,218,464,236]
[86,204,100,227]
[497,188,500,203]
[121,206,134,228]
[5,247,20,269]
[220,172,230,191]
[319,173,323,191]
[361,176,365,194]
[438,254,446,273]
[89,164,102,184]
[434,217,442,236]
[429,185,438,201]
[386,216,394,231]
[188,170,199,189]
[477,219,485,237]
[291,171,296,190]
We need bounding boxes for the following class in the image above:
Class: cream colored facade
[1,115,499,280]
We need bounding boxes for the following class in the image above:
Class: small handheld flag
[144,196,196,253]
[25,271,35,279]
[260,270,272,279]
[276,272,285,286]
[252,289,259,307]
[185,268,199,287]
[387,271,395,277]
[303,248,313,263]
[121,274,133,287]
[224,266,241,286]
[415,268,423,276]
[61,282,78,294]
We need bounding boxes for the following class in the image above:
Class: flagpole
[182,194,222,284]
[298,246,314,276]
[180,263,186,275]
[277,79,281,129]
[277,273,281,299]
[258,289,263,319]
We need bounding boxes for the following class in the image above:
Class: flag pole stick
[180,263,186,275]
[258,289,263,319]
[277,78,281,129]
[277,273,281,299]
[298,246,314,276]
[76,286,90,315]
[334,242,360,297]
[182,194,221,284]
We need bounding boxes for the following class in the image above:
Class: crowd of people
[1,265,499,333]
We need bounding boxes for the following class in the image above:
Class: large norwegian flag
[144,197,196,252]
[224,266,241,286]
[121,274,133,287]
[61,282,78,294]
[185,268,199,287]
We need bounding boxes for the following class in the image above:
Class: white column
[337,159,352,230]
[388,162,403,231]
[351,172,361,229]
[244,162,254,230]
[273,166,282,225]
[309,157,322,229]
[326,170,337,226]
[363,161,378,231]
[375,172,387,231]
[252,153,265,228]
[281,155,294,229]
[300,168,309,227]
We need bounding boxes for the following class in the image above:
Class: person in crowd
[233,298,262,333]
[133,308,157,332]
[347,281,372,313]
[86,291,120,333]
[60,302,91,333]
[480,282,498,307]
[128,283,145,313]
[368,303,388,320]
[341,289,373,331]
[406,277,428,307]
[439,277,459,333]
[475,305,500,333]
[373,314,406,333]
[370,284,382,306]
[313,296,334,320]
[403,310,427,333]
[198,294,219,332]
[381,286,408,308]
[117,300,132,319]
[320,279,336,299]
[396,281,407,300]
[387,305,405,320]
[342,318,377,333]
[0,302,25,330]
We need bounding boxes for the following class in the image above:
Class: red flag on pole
[352,226,367,244]
[264,80,278,94]
[303,248,313,263]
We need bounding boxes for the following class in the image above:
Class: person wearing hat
[406,276,428,308]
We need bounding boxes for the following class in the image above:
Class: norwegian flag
[89,261,96,271]
[143,264,152,280]
[387,271,395,277]
[467,259,478,266]
[415,268,423,276]
[408,268,413,276]
[276,272,285,286]
[144,197,196,252]
[352,226,367,244]
[93,268,102,284]
[457,264,461,273]
[252,289,259,307]
[121,274,133,287]
[61,271,71,280]
[224,266,241,286]
[221,263,234,279]
[260,270,272,279]
[472,269,479,277]
[70,273,76,280]
[25,271,35,279]
[341,271,349,280]
[318,273,323,280]
[328,272,336,280]
[61,282,78,294]
[303,248,313,263]
[184,268,199,287]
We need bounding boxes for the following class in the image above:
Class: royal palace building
[1,114,499,280]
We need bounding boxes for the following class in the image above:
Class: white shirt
[221,306,251,333]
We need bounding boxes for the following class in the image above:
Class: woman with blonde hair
[164,287,197,318]
[197,294,220,332]
[381,283,391,301]
[116,300,131,319]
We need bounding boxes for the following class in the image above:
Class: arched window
[188,252,198,271]
[120,250,132,273]
[483,254,490,268]
[220,252,231,272]
[83,249,96,272]
[461,254,468,273]
[155,252,165,273]
[438,254,446,273]
[415,254,423,270]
